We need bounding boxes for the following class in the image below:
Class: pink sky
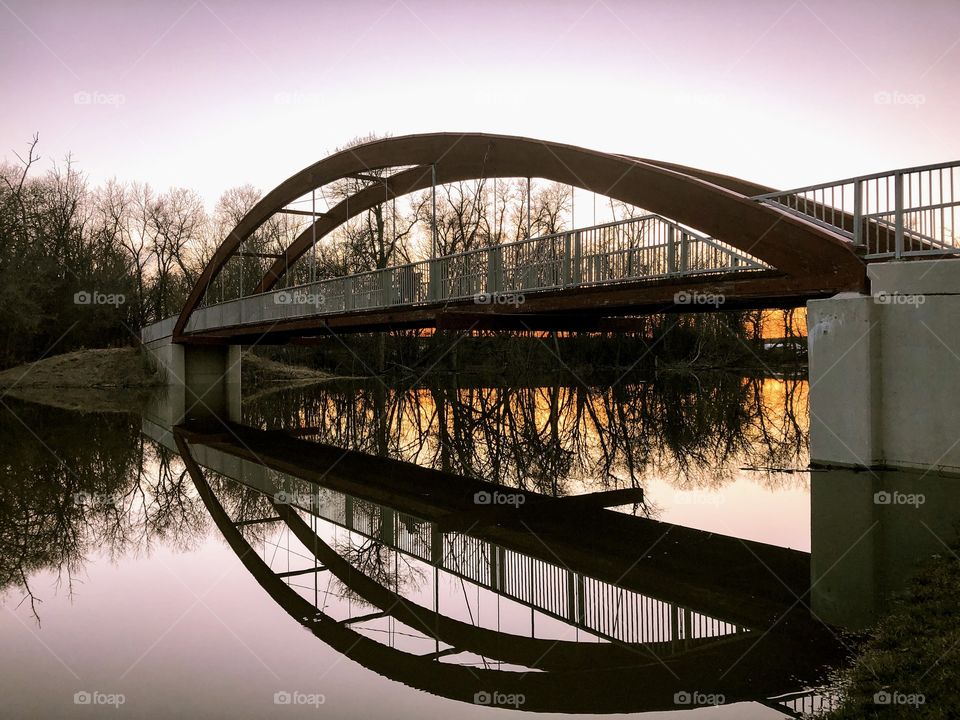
[2,0,958,207]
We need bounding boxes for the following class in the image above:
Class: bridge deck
[154,267,856,344]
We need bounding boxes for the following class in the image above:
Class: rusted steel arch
[175,133,864,337]
[250,155,777,295]
[620,155,776,197]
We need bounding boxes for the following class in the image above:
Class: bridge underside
[179,268,857,344]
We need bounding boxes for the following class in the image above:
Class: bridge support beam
[808,258,960,471]
[142,332,241,421]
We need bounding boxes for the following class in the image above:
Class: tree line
[0,135,585,368]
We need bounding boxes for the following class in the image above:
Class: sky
[1,0,958,208]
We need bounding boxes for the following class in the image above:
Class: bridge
[141,134,960,470]
[142,134,956,344]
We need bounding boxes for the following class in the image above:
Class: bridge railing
[432,215,766,298]
[752,160,960,259]
[185,215,767,332]
[763,688,841,717]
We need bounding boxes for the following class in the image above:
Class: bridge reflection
[151,416,843,715]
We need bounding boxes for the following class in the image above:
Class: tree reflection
[327,499,428,603]
[244,371,809,495]
[0,401,207,621]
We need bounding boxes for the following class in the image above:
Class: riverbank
[0,347,162,389]
[825,548,960,718]
[0,347,341,412]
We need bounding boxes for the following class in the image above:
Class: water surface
[1,371,953,718]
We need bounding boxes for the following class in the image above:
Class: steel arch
[175,133,864,337]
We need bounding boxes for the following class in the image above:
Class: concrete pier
[807,258,960,471]
[141,318,241,421]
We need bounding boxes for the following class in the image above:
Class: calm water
[1,371,956,718]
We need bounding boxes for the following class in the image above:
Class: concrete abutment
[808,258,960,472]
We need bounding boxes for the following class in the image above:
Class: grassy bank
[825,548,960,718]
[0,347,162,389]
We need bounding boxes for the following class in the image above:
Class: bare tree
[145,187,205,317]
[324,134,422,272]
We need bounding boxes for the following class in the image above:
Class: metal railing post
[344,277,354,310]
[573,231,582,284]
[486,246,503,293]
[666,224,676,274]
[894,171,904,259]
[381,268,394,307]
[679,232,689,273]
[852,179,863,248]
[429,259,441,301]
[576,574,585,625]
[562,232,572,286]
[380,508,395,545]
[489,546,500,591]
[430,523,442,567]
